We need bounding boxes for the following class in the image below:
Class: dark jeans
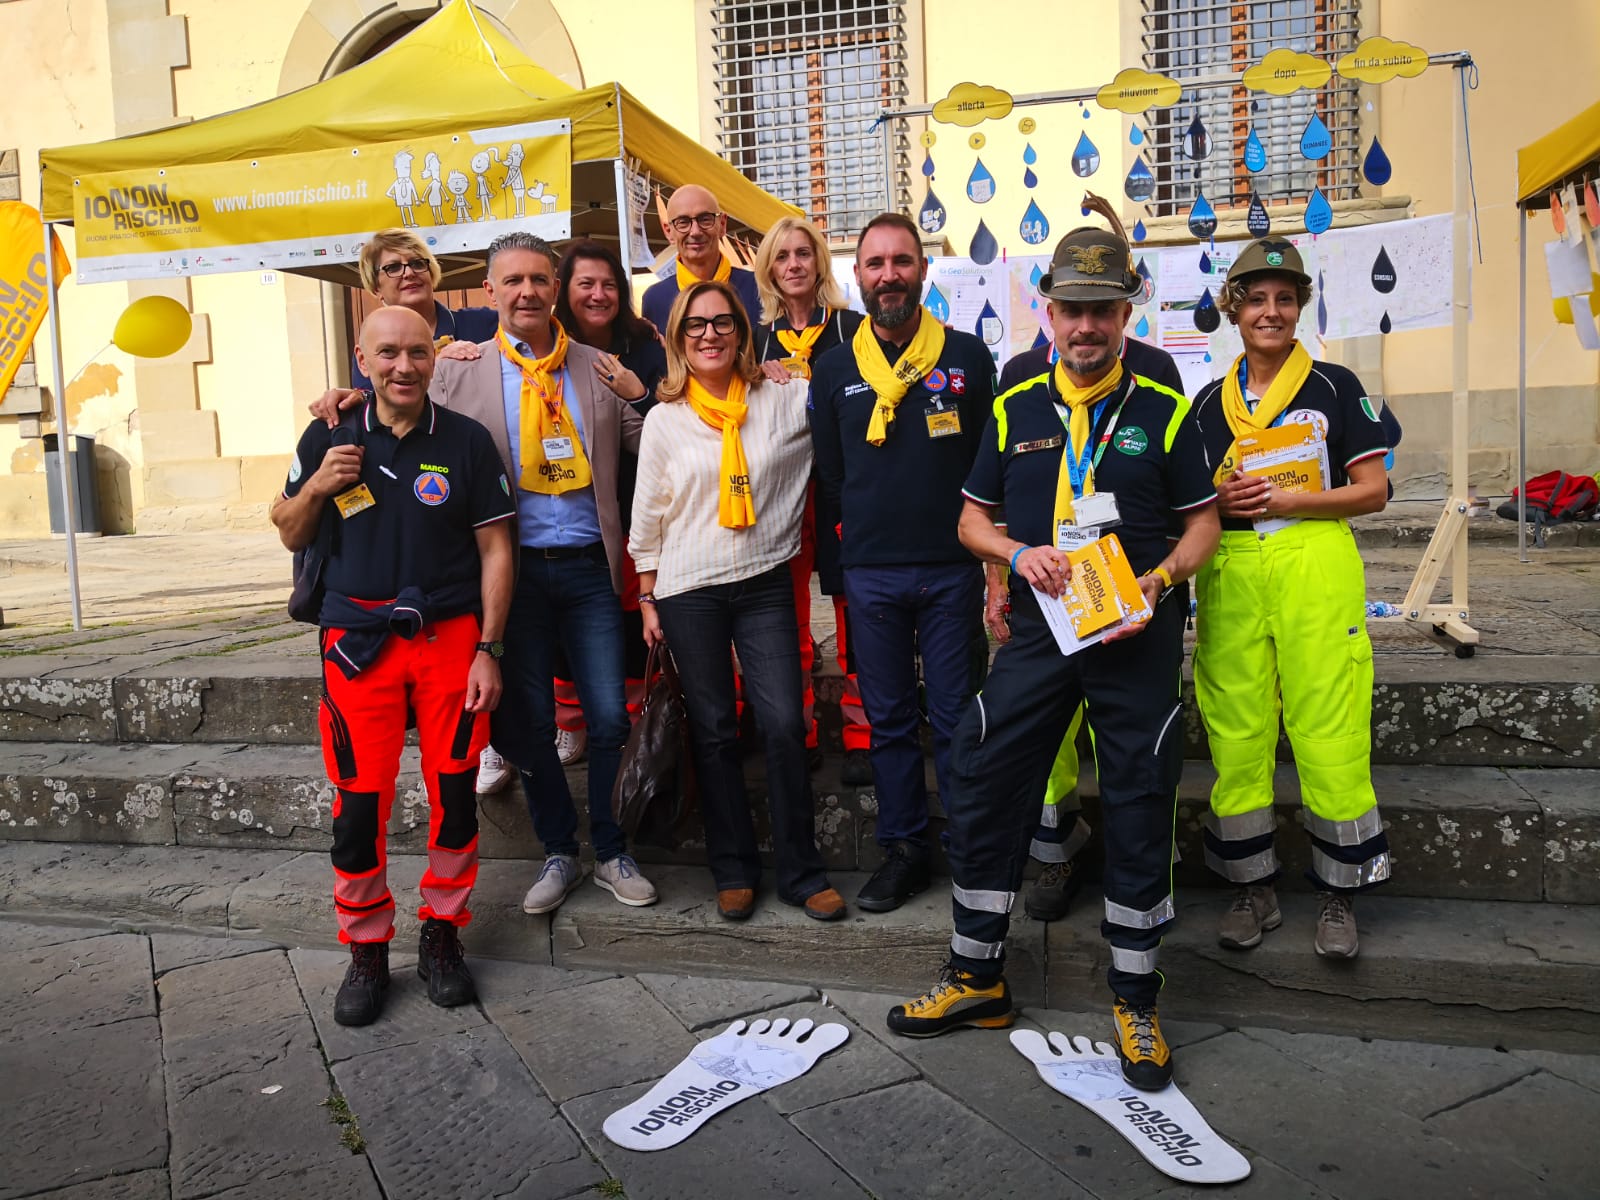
[654,564,828,903]
[492,546,629,862]
[843,562,984,846]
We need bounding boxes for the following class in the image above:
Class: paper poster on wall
[1311,213,1455,338]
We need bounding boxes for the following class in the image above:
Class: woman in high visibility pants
[1190,239,1392,959]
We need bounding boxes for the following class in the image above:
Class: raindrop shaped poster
[1019,199,1050,246]
[1182,114,1210,161]
[1362,137,1392,186]
[1132,218,1147,243]
[918,186,947,234]
[1072,131,1100,178]
[1300,114,1332,161]
[969,219,999,266]
[1188,193,1217,240]
[967,158,996,204]
[1371,246,1397,294]
[1247,193,1270,237]
[1243,127,1267,173]
[1304,187,1333,235]
[1125,156,1156,203]
[974,299,1004,346]
[924,283,951,324]
[1194,288,1221,333]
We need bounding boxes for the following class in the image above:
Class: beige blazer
[431,334,643,594]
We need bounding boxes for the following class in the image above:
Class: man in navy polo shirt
[641,184,762,330]
[272,305,515,1028]
[809,212,993,914]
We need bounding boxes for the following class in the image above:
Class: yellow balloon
[112,295,193,358]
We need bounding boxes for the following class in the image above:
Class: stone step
[2,843,1595,1053]
[3,740,1595,904]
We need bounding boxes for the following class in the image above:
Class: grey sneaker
[522,854,583,914]
[555,727,588,766]
[594,854,658,907]
[1218,884,1282,950]
[1315,891,1359,959]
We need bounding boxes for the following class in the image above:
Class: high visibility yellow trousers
[1031,705,1087,862]
[1193,519,1383,886]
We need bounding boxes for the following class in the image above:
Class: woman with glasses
[350,229,497,390]
[629,280,845,923]
[542,241,669,766]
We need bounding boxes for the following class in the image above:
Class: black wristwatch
[475,640,504,659]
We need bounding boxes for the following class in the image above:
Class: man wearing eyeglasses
[350,229,497,390]
[641,185,762,331]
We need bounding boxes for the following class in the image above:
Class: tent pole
[612,160,634,278]
[41,221,84,631]
[1517,206,1527,562]
[882,117,896,213]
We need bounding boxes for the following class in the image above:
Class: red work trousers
[319,611,488,944]
[834,596,871,753]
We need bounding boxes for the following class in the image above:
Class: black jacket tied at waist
[320,581,480,679]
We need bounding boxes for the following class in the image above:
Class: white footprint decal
[1010,1029,1251,1184]
[605,1017,849,1151]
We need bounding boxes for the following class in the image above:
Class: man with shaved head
[641,184,762,330]
[272,305,516,1028]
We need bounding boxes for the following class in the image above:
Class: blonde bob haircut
[657,280,765,403]
[752,216,847,325]
[358,228,443,294]
[1218,272,1313,324]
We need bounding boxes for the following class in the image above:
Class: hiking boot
[522,854,583,915]
[474,745,513,795]
[1112,997,1172,1091]
[555,727,587,766]
[594,854,658,907]
[1024,860,1082,922]
[333,942,390,1027]
[840,749,874,786]
[417,918,476,1007]
[887,964,1014,1038]
[1218,884,1282,950]
[1315,891,1359,959]
[856,842,931,913]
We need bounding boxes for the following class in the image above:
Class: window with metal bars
[713,1,909,244]
[1140,0,1362,220]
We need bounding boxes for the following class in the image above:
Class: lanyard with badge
[537,368,577,462]
[1055,384,1128,551]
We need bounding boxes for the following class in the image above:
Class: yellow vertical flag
[0,202,71,398]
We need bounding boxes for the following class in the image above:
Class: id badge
[781,355,811,379]
[926,409,962,438]
[542,436,576,461]
[333,482,376,520]
[1073,491,1121,529]
[1056,522,1099,551]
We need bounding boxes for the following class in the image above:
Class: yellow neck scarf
[1052,358,1124,530]
[677,254,732,290]
[499,325,592,495]
[685,374,755,529]
[1213,341,1313,485]
[775,310,830,360]
[853,309,947,446]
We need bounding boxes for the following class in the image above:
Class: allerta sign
[70,121,571,283]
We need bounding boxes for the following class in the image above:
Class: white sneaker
[522,854,583,914]
[555,727,588,766]
[475,745,513,795]
[594,854,659,907]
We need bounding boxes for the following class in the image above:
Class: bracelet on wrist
[637,593,657,606]
[1009,546,1028,574]
[1147,565,1174,590]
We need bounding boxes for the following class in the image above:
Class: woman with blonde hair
[629,279,845,923]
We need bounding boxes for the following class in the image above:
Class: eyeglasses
[668,211,722,234]
[682,314,738,338]
[378,258,429,278]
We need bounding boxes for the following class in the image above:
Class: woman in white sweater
[629,280,844,924]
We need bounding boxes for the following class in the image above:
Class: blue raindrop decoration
[1203,352,1212,364]
[1379,310,1393,335]
[1030,326,1050,349]
[1135,257,1153,289]
[925,283,951,324]
[1194,288,1221,333]
[1134,257,1154,305]
[1129,125,1145,146]
[1022,142,1039,189]
[1187,192,1217,240]
[1182,114,1210,161]
[1023,143,1038,165]
[1019,198,1050,245]
[1316,271,1329,336]
[1135,314,1151,338]
[921,150,936,178]
[1198,250,1213,275]
[1243,127,1267,173]
[966,158,996,204]
[1362,137,1393,186]
[918,186,947,234]
[1028,264,1044,288]
[1300,114,1332,161]
[1124,156,1156,203]
[1132,218,1147,243]
[1304,187,1333,235]
[1246,193,1270,237]
[1072,131,1100,178]
[1023,166,1039,189]
[974,299,1003,345]
[1371,246,1397,294]
[969,219,999,266]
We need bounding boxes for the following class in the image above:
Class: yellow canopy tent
[1512,100,1600,560]
[39,0,800,285]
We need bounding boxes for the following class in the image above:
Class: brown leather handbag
[612,641,697,846]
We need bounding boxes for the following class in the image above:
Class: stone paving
[3,915,1595,1200]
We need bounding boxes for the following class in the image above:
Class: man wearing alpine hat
[886,196,1220,1093]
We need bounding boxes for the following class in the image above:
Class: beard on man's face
[1060,337,1115,376]
[864,281,919,329]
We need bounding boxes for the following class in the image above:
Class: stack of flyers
[1033,534,1153,657]
[1237,423,1330,535]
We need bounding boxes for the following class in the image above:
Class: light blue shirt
[501,344,603,548]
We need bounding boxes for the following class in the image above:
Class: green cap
[1226,237,1312,287]
[1037,226,1142,303]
